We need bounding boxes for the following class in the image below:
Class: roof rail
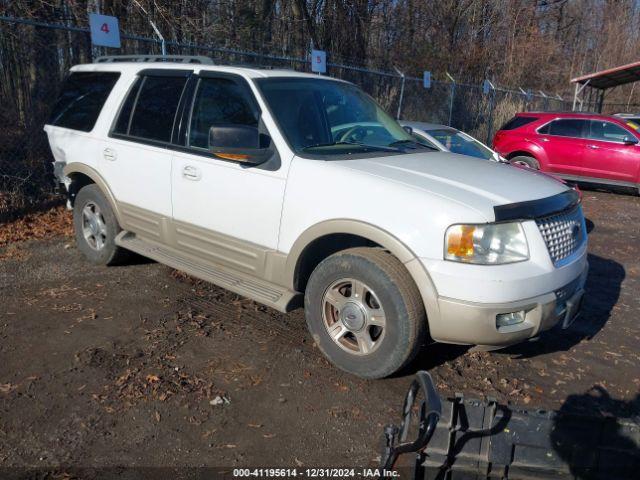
[95,55,214,64]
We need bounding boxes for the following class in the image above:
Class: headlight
[444,222,529,264]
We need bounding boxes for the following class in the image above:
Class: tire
[73,184,130,265]
[304,247,427,379]
[509,155,540,170]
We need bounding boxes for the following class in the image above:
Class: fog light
[496,311,526,328]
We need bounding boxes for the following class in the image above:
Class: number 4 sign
[89,13,121,48]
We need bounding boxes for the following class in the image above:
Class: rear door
[102,70,190,237]
[536,118,589,175]
[582,120,640,183]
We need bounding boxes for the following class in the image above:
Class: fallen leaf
[0,384,15,393]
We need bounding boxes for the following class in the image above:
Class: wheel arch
[284,220,441,325]
[62,163,122,225]
[506,150,538,160]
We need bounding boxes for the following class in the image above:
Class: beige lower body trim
[116,202,296,310]
[118,202,286,279]
[116,232,301,312]
[430,263,588,347]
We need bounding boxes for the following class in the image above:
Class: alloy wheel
[81,202,107,251]
[321,277,386,355]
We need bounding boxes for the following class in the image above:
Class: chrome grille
[536,205,586,265]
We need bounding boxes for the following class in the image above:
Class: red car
[493,112,640,194]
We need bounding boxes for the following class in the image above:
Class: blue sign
[423,71,431,89]
[89,13,121,48]
[311,49,327,73]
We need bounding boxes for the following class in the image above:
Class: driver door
[582,120,640,183]
[170,73,286,275]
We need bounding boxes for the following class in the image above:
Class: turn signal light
[215,153,251,161]
[446,225,476,258]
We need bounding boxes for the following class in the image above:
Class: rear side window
[48,72,120,131]
[539,119,587,138]
[499,116,538,131]
[113,78,142,135]
[128,76,188,142]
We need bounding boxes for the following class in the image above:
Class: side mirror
[402,125,413,135]
[208,124,271,164]
[622,136,638,145]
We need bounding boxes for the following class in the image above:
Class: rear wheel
[509,155,539,170]
[73,184,130,265]
[304,247,426,379]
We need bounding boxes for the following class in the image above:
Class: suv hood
[337,151,569,221]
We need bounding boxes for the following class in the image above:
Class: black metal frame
[380,371,442,475]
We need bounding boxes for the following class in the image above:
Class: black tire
[304,247,427,379]
[509,155,540,170]
[73,184,130,265]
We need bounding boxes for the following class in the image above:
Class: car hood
[335,151,569,221]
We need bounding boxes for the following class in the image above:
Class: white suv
[45,56,588,379]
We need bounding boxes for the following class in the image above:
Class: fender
[284,219,442,326]
[62,163,123,225]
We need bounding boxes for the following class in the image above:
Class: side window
[113,77,142,135]
[128,75,187,142]
[188,77,259,149]
[542,119,587,138]
[588,121,631,142]
[499,116,538,131]
[537,123,550,134]
[48,72,120,131]
[411,132,438,149]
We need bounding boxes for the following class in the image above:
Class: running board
[116,232,301,313]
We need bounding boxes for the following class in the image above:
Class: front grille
[536,205,586,265]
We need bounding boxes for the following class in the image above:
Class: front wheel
[509,155,539,170]
[304,247,427,379]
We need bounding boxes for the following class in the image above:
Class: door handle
[182,165,201,181]
[540,137,550,142]
[103,148,117,161]
[587,144,599,150]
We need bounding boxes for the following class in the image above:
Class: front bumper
[431,262,588,347]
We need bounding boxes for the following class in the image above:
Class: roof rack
[95,55,214,64]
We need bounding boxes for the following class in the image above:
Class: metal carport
[571,60,640,112]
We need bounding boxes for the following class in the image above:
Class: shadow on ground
[499,253,624,359]
[551,386,640,479]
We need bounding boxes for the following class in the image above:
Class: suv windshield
[257,78,419,156]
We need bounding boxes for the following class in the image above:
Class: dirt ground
[1,189,639,472]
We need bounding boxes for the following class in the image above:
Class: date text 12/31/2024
[232,468,400,478]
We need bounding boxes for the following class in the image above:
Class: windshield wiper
[388,139,439,151]
[301,141,402,153]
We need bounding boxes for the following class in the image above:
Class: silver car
[401,121,506,162]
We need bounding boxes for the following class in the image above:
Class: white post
[446,72,455,126]
[132,0,166,56]
[394,66,406,120]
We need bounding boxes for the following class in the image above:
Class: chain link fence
[0,16,581,220]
